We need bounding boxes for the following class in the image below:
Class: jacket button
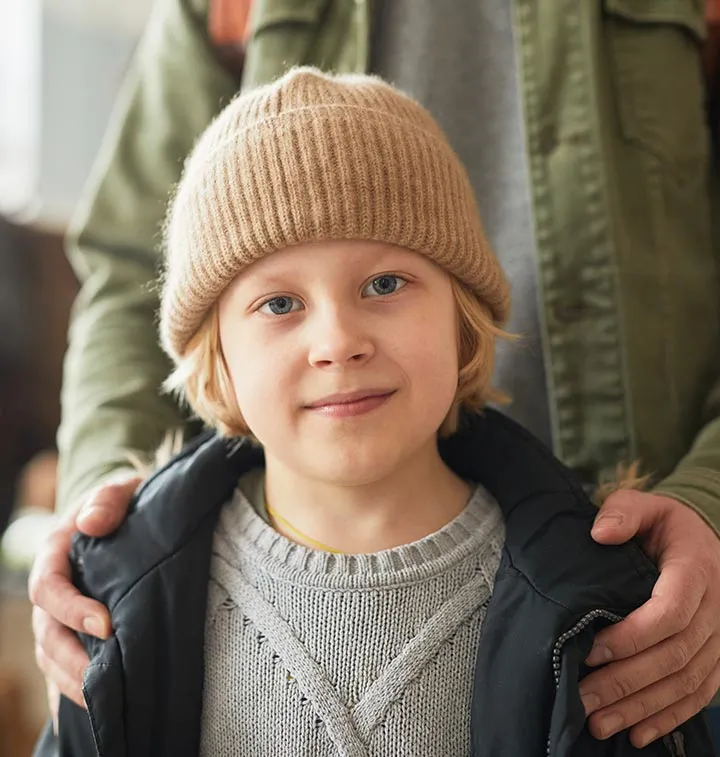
[538,123,558,156]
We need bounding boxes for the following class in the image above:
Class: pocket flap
[605,0,706,40]
[250,0,327,34]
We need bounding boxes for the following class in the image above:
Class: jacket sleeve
[653,157,720,535]
[56,0,238,512]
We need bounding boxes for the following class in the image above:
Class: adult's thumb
[590,489,646,545]
[75,474,143,537]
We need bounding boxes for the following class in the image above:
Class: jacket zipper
[546,609,624,757]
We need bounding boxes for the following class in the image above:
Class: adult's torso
[370,0,553,448]
[241,0,719,485]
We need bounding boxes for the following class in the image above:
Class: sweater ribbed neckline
[214,478,503,591]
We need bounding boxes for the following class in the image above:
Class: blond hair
[592,461,652,506]
[163,278,513,439]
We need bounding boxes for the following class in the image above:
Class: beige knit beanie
[160,67,510,361]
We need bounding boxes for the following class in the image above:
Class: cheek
[220,325,282,423]
[228,352,277,409]
[222,334,302,441]
[421,327,459,399]
[391,303,459,401]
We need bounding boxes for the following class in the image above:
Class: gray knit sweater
[199,475,505,756]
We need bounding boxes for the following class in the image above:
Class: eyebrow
[244,275,296,290]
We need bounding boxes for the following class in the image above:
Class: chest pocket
[603,0,709,171]
[248,0,327,35]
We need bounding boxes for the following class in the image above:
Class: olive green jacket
[58,0,720,533]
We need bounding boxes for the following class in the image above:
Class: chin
[304,441,410,487]
[310,460,389,488]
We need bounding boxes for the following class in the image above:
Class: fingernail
[592,512,624,531]
[598,713,624,738]
[586,643,613,666]
[638,728,659,747]
[83,616,106,638]
[580,691,600,714]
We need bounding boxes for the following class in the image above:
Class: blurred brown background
[0,223,77,527]
[0,221,77,755]
[0,2,152,753]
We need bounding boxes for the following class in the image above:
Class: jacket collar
[73,409,654,619]
[70,409,664,757]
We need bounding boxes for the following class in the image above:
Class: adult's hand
[28,473,142,724]
[580,490,720,748]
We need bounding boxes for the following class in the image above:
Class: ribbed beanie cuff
[161,67,510,361]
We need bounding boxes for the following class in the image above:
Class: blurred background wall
[1,0,152,222]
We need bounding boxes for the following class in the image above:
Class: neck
[263,442,471,554]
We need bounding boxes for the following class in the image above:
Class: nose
[307,306,375,368]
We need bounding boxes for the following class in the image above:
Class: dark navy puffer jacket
[34,410,715,756]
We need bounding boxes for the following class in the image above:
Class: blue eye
[259,296,302,315]
[363,275,407,297]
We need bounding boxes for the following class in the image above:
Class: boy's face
[218,240,459,487]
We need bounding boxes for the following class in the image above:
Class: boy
[36,68,714,756]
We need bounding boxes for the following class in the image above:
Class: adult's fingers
[35,643,85,710]
[45,679,60,734]
[586,557,705,666]
[584,628,720,738]
[628,660,720,749]
[581,593,715,713]
[28,532,111,638]
[32,606,90,686]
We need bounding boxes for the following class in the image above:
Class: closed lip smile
[306,389,396,409]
